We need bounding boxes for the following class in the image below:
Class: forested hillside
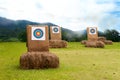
[0,17,120,42]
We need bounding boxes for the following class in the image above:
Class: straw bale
[49,40,67,48]
[96,41,105,48]
[50,27,61,40]
[88,38,98,41]
[81,40,87,45]
[85,41,104,48]
[104,40,113,45]
[97,37,106,43]
[27,25,49,52]
[87,27,98,41]
[85,41,96,48]
[20,52,59,69]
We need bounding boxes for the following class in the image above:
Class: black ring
[53,27,59,32]
[90,29,95,33]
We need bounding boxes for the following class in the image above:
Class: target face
[33,29,43,38]
[32,27,45,40]
[89,27,96,34]
[52,26,59,33]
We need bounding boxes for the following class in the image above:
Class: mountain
[1,17,118,42]
[0,17,57,30]
[0,17,78,41]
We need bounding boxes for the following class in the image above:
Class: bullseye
[36,32,40,36]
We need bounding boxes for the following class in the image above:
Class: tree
[18,30,27,42]
[104,29,120,42]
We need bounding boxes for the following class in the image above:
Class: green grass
[0,42,120,80]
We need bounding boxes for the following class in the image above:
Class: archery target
[32,27,45,40]
[89,27,96,34]
[52,26,59,33]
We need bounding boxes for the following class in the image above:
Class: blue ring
[53,27,58,32]
[33,29,44,38]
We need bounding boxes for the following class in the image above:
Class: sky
[0,0,120,32]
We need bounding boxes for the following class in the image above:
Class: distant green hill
[0,17,83,42]
[1,17,119,42]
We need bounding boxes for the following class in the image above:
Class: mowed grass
[0,42,120,80]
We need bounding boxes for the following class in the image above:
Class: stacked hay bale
[49,40,67,48]
[104,40,113,45]
[87,27,98,41]
[49,26,68,48]
[81,40,87,45]
[85,41,105,48]
[20,25,59,69]
[96,41,105,48]
[97,37,113,45]
[82,27,113,48]
[82,27,105,48]
[97,37,106,43]
[81,37,113,47]
[20,52,59,69]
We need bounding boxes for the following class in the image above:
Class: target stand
[49,26,67,48]
[26,25,49,52]
[50,26,61,40]
[20,25,59,69]
[87,27,98,41]
[81,27,105,48]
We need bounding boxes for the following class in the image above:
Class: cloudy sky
[0,0,120,32]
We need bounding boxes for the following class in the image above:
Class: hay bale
[96,41,105,48]
[104,40,113,45]
[50,26,61,40]
[85,41,105,48]
[20,52,59,69]
[49,40,67,48]
[81,40,87,45]
[85,41,96,48]
[97,37,106,43]
[88,38,98,41]
[27,25,49,52]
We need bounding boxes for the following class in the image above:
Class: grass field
[0,42,120,80]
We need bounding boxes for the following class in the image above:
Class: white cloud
[0,0,117,31]
[37,0,115,31]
